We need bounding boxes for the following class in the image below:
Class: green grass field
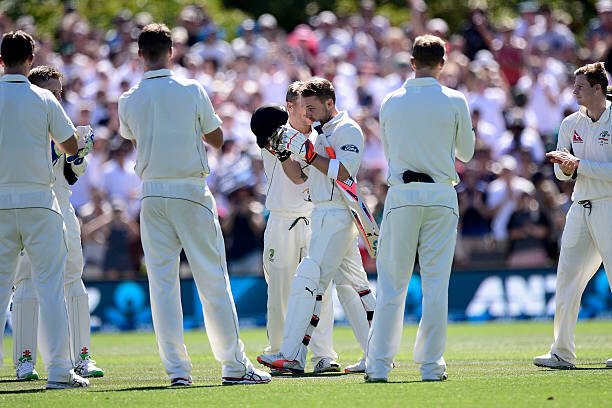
[1,321,610,407]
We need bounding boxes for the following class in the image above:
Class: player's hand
[67,125,95,165]
[281,129,318,164]
[266,146,291,162]
[546,148,579,176]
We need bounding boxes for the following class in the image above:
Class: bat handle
[325,146,336,159]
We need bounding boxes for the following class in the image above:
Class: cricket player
[12,65,102,381]
[257,78,376,374]
[366,35,474,382]
[534,62,612,369]
[258,84,341,374]
[118,23,270,386]
[0,31,89,389]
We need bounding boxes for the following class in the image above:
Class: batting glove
[66,125,95,165]
[282,129,318,165]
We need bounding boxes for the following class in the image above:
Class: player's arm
[203,127,223,149]
[548,119,574,180]
[196,83,224,149]
[454,95,475,163]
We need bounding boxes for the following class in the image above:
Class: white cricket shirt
[0,74,76,209]
[262,122,313,214]
[380,77,474,187]
[555,101,612,201]
[118,69,222,202]
[309,111,364,207]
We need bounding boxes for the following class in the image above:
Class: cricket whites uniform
[367,77,474,381]
[277,111,375,367]
[119,69,267,384]
[545,102,612,364]
[12,139,101,377]
[0,74,80,385]
[262,124,337,365]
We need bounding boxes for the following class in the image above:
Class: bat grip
[325,146,336,159]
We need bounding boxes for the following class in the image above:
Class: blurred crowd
[2,0,611,279]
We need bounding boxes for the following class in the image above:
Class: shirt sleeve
[454,94,475,163]
[46,94,76,143]
[577,159,612,181]
[331,123,364,178]
[118,97,134,140]
[196,84,222,134]
[553,117,573,181]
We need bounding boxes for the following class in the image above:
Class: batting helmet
[250,103,288,148]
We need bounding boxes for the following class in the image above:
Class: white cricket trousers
[13,198,90,365]
[0,208,73,382]
[140,195,252,379]
[263,211,336,362]
[367,184,458,380]
[550,198,612,363]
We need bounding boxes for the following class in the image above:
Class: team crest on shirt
[572,130,583,143]
[340,144,360,153]
[598,130,610,145]
[269,249,275,262]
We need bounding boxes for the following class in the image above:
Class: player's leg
[310,281,340,373]
[12,251,40,379]
[140,197,193,383]
[173,196,269,384]
[0,210,23,372]
[539,204,602,366]
[21,207,88,387]
[339,238,376,324]
[62,202,103,377]
[413,206,457,381]
[366,204,421,381]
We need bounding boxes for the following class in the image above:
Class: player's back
[380,78,473,187]
[119,70,216,182]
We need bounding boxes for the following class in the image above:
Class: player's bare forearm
[56,134,79,156]
[203,127,223,149]
[281,157,308,184]
[310,155,351,181]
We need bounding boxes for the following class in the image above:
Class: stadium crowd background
[1,0,611,279]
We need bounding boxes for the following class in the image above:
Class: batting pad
[66,280,90,362]
[12,279,39,366]
[337,284,370,354]
[280,258,320,361]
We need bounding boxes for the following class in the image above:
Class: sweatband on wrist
[327,159,340,180]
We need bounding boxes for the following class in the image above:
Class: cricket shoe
[257,353,304,374]
[222,367,272,385]
[533,353,575,369]
[313,358,341,373]
[606,358,612,368]
[345,359,366,373]
[364,373,387,383]
[46,370,90,389]
[74,354,104,378]
[16,357,39,380]
[422,372,448,381]
[170,376,193,386]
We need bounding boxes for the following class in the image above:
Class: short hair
[286,81,304,104]
[138,23,172,63]
[412,34,446,69]
[1,30,35,67]
[574,62,608,96]
[300,77,336,104]
[28,65,62,86]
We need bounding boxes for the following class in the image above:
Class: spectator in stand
[506,192,551,268]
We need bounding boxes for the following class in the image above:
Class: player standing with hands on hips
[534,62,612,369]
[12,65,102,381]
[0,31,89,389]
[118,23,270,386]
[257,78,375,373]
[366,35,474,382]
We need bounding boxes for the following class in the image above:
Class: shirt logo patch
[268,249,275,262]
[572,130,583,143]
[598,130,610,145]
[340,144,359,153]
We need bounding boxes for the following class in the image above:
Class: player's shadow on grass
[272,372,350,378]
[93,384,224,392]
[537,366,611,371]
[0,388,47,394]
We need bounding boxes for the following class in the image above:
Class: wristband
[327,159,340,180]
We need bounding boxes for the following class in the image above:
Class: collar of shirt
[578,100,611,124]
[1,74,29,83]
[403,77,440,88]
[322,110,347,133]
[143,69,173,80]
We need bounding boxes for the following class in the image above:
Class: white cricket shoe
[533,352,575,369]
[364,373,387,383]
[345,359,366,373]
[170,376,193,386]
[313,357,341,373]
[257,353,304,374]
[422,372,448,381]
[74,355,104,378]
[46,370,90,389]
[16,358,39,380]
[606,358,611,368]
[222,367,272,385]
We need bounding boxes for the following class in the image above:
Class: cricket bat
[316,126,380,258]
